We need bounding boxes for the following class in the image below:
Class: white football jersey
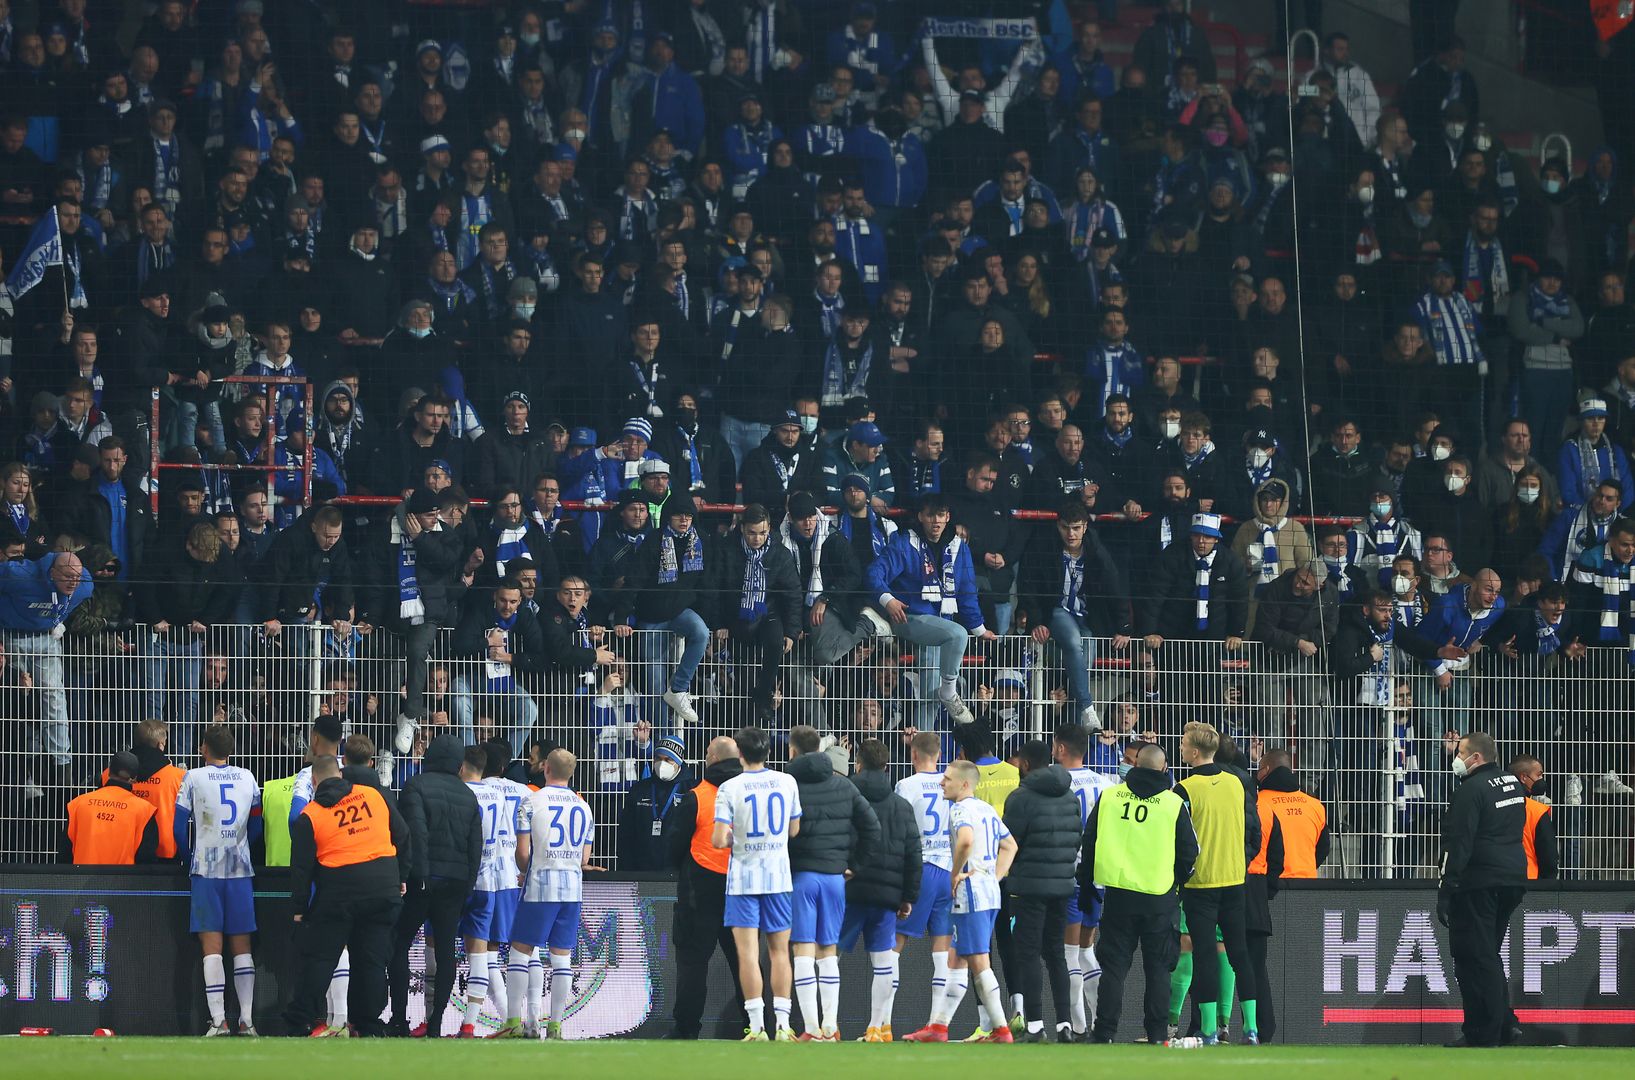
[949,797,1009,914]
[1067,766,1113,828]
[517,785,594,903]
[290,754,346,821]
[714,767,803,896]
[895,770,953,871]
[471,776,530,893]
[177,764,261,879]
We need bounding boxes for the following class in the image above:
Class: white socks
[868,950,897,1029]
[931,949,949,1002]
[505,957,530,1023]
[464,952,489,1022]
[932,967,969,1025]
[794,954,820,1033]
[817,955,841,1034]
[233,954,255,1026]
[549,952,573,1025]
[1067,943,1086,1032]
[1083,945,1101,1025]
[1011,992,1024,1019]
[773,996,792,1032]
[203,953,227,1025]
[976,970,1008,1034]
[327,948,350,1026]
[488,951,509,1022]
[745,996,766,1034]
[527,953,544,1027]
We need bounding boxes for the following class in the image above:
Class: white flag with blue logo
[3,209,63,301]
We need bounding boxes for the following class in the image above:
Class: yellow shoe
[775,1028,797,1042]
[492,1019,525,1039]
[880,1024,893,1043]
[742,1028,770,1042]
[961,1027,991,1043]
[862,1026,887,1043]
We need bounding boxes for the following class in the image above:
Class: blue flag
[3,209,62,301]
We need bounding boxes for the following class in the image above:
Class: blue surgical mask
[408,325,431,339]
[1372,500,1393,518]
[1117,762,1132,779]
[798,415,818,435]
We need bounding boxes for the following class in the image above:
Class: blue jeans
[453,675,539,757]
[145,634,204,759]
[720,415,771,472]
[5,630,69,764]
[891,613,971,726]
[638,610,710,696]
[1048,607,1096,710]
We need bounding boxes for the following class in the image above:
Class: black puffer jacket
[787,751,881,876]
[846,769,922,911]
[1002,764,1082,898]
[398,735,482,886]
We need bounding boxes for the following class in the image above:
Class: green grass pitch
[6,1038,1632,1079]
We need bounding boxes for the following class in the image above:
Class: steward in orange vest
[660,737,745,1038]
[101,719,187,861]
[1255,755,1330,878]
[63,751,159,865]
[282,755,409,1037]
[1510,756,1560,882]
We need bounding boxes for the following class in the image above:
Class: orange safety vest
[1247,794,1278,876]
[690,780,730,875]
[302,786,395,868]
[66,785,158,865]
[1522,797,1550,881]
[1257,788,1327,878]
[103,763,186,859]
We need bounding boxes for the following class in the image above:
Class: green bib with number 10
[1092,784,1185,895]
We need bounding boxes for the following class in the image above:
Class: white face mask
[1445,122,1466,141]
[1392,573,1413,596]
[1248,448,1271,469]
[1445,474,1467,493]
[1160,419,1181,440]
[1266,171,1289,189]
[566,128,588,142]
[1451,753,1471,778]
[1473,132,1492,151]
[1372,500,1393,518]
[1517,486,1540,504]
[798,415,818,435]
[1356,185,1374,204]
[1544,178,1563,195]
[656,759,681,782]
[514,302,536,318]
[520,31,541,46]
[408,325,431,338]
[1431,444,1451,461]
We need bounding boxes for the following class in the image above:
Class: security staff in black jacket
[387,734,482,1036]
[847,738,922,1037]
[1003,740,1084,1042]
[662,735,746,1038]
[284,755,410,1037]
[1438,731,1528,1048]
[787,724,881,1037]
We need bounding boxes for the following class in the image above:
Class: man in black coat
[1085,396,1159,515]
[780,492,868,671]
[786,724,881,1040]
[740,411,824,520]
[451,579,547,755]
[846,737,923,1041]
[387,735,481,1036]
[1437,731,1527,1048]
[262,506,355,644]
[710,504,800,720]
[538,573,618,701]
[617,735,696,871]
[651,389,737,507]
[614,496,713,728]
[1138,512,1250,707]
[948,453,1028,635]
[1003,740,1083,1042]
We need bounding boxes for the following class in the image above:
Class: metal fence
[1,624,1628,878]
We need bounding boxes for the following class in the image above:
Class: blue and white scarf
[1594,559,1634,645]
[1572,435,1620,491]
[1061,551,1086,617]
[674,425,705,491]
[1322,555,1353,597]
[1361,620,1393,707]
[1535,610,1563,657]
[427,274,476,315]
[1253,522,1280,589]
[391,514,424,623]
[819,339,873,407]
[909,532,961,616]
[814,289,845,340]
[1527,281,1571,323]
[658,525,703,584]
[1194,552,1213,630]
[837,509,888,558]
[152,138,179,210]
[457,192,494,268]
[492,522,528,577]
[739,539,769,621]
[485,611,519,691]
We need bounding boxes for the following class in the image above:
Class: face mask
[1372,500,1393,518]
[1117,762,1132,779]
[1445,474,1467,494]
[1266,171,1289,189]
[1204,129,1228,148]
[1451,753,1470,778]
[798,415,818,435]
[1249,448,1271,469]
[1544,178,1562,195]
[513,302,536,318]
[349,241,375,261]
[521,32,541,46]
[1431,444,1451,461]
[408,325,431,339]
[656,759,681,782]
[1356,185,1374,204]
[566,128,588,142]
[1392,573,1413,596]
[1517,486,1540,504]
[676,407,698,428]
[1160,419,1181,440]
[1474,132,1492,151]
[1445,123,1466,141]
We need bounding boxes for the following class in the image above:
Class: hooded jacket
[397,734,482,886]
[787,751,880,876]
[846,768,922,911]
[1002,763,1082,898]
[313,380,375,489]
[1078,764,1198,914]
[289,773,412,914]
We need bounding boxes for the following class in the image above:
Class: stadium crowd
[0,0,1631,877]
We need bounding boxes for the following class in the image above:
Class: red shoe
[901,1024,949,1043]
[980,1028,1015,1044]
[796,1032,822,1042]
[408,1023,428,1038]
[457,1024,477,1038]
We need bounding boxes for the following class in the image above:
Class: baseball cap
[1581,398,1610,418]
[994,668,1026,692]
[570,426,598,447]
[1191,512,1223,538]
[847,421,885,447]
[639,457,671,477]
[416,39,441,56]
[959,89,984,104]
[1430,259,1455,277]
[772,408,802,429]
[811,83,837,104]
[1091,228,1119,248]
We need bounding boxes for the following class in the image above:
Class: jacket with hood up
[846,768,922,911]
[787,751,881,876]
[397,734,482,885]
[1002,763,1082,898]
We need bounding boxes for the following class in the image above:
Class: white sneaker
[203,1022,230,1037]
[393,716,418,754]
[1563,775,1584,806]
[1594,770,1634,796]
[1080,705,1103,731]
[237,1021,259,1037]
[663,689,698,727]
[940,691,974,725]
[375,750,394,787]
